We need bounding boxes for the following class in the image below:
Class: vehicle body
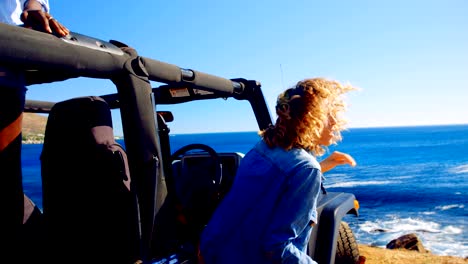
[0,23,359,263]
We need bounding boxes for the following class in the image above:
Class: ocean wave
[354,216,467,258]
[441,225,463,235]
[325,180,395,188]
[392,175,414,180]
[435,204,465,210]
[449,164,468,174]
[363,217,441,233]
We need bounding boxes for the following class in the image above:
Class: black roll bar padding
[139,57,183,84]
[111,54,166,262]
[231,79,273,131]
[189,70,241,94]
[24,69,80,86]
[0,23,127,80]
[1,24,247,96]
[24,100,55,113]
[249,87,273,130]
[141,57,243,94]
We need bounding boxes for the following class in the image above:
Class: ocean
[21,125,468,258]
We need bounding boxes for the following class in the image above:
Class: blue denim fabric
[0,0,50,25]
[200,140,322,264]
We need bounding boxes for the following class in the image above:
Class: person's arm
[20,0,69,37]
[23,0,47,11]
[320,151,356,173]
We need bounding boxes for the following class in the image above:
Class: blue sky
[26,0,468,135]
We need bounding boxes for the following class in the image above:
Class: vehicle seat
[40,96,140,263]
[170,151,244,261]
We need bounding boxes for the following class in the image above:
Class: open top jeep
[1,23,359,264]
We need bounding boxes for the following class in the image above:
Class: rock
[386,233,429,253]
[371,228,389,233]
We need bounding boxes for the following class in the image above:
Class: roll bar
[0,23,242,94]
[1,22,273,262]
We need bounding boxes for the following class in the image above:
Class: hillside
[22,113,48,143]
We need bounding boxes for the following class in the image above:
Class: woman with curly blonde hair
[200,78,357,264]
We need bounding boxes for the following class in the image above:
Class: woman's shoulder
[254,141,320,170]
[290,148,321,169]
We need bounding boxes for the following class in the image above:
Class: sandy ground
[359,244,467,264]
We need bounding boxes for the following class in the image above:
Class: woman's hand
[320,151,356,173]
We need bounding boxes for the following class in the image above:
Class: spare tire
[335,221,360,264]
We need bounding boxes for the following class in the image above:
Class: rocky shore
[357,233,467,263]
[358,244,467,264]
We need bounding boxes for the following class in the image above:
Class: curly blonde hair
[259,77,356,156]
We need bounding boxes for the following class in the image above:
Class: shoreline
[358,244,467,263]
[22,140,44,144]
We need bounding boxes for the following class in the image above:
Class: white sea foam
[449,164,468,174]
[392,175,414,180]
[325,173,348,178]
[383,217,440,233]
[442,225,463,234]
[325,180,395,188]
[435,204,465,211]
[355,216,467,258]
[424,239,468,257]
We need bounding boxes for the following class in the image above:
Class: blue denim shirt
[200,140,322,264]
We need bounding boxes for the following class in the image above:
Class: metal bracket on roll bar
[61,31,125,56]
